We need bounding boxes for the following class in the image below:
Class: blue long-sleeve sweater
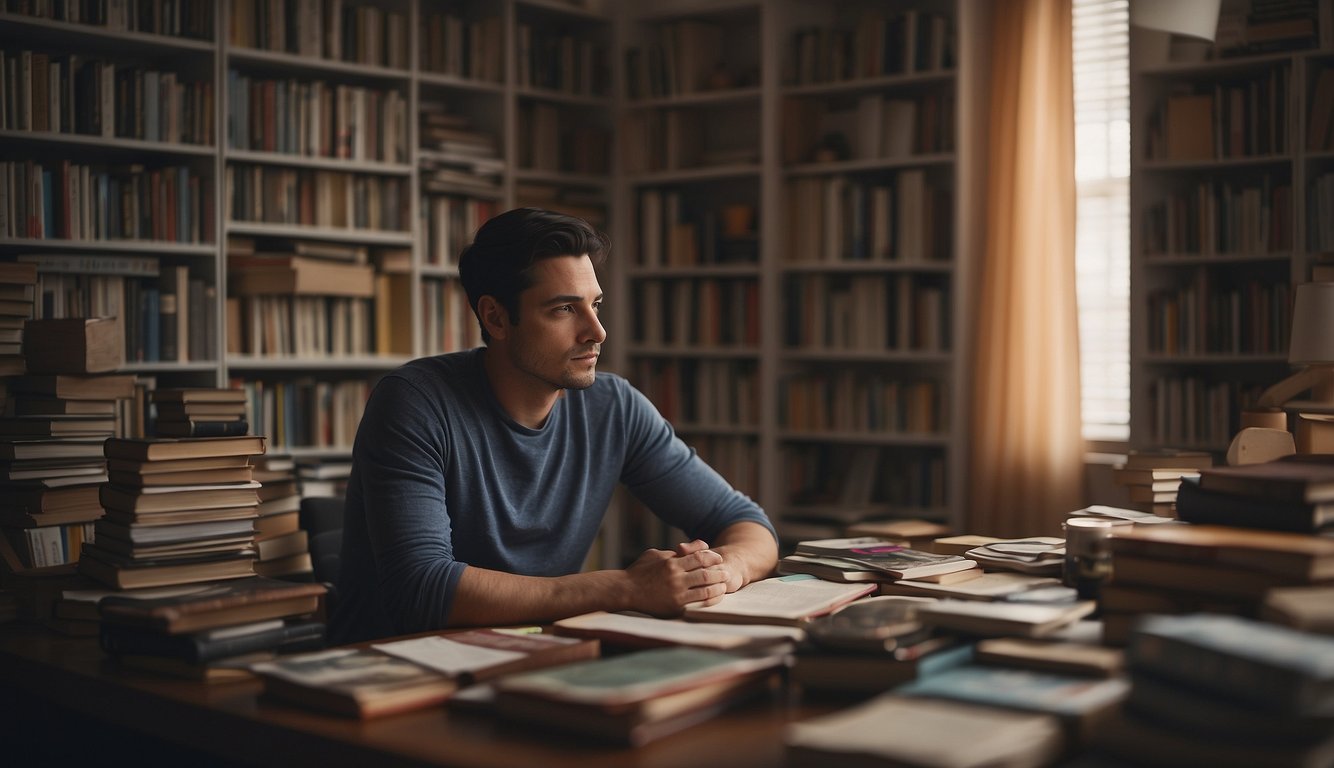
[329,348,774,644]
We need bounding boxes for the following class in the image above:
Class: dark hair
[458,208,610,344]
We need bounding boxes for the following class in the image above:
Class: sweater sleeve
[616,380,777,545]
[351,374,467,634]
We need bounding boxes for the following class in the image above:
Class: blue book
[897,664,1130,721]
[1129,613,1334,717]
[42,169,55,238]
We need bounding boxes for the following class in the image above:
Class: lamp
[1230,282,1334,463]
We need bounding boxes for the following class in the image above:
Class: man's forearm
[445,566,632,627]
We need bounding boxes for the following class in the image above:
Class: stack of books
[1176,455,1334,534]
[778,536,979,584]
[151,387,249,438]
[251,454,310,579]
[963,537,1066,576]
[489,646,784,746]
[78,435,268,589]
[97,576,327,682]
[1111,449,1213,516]
[0,261,36,375]
[0,342,138,572]
[1101,523,1334,644]
[1091,613,1334,765]
[792,595,968,695]
[252,629,599,718]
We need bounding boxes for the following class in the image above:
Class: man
[330,208,777,644]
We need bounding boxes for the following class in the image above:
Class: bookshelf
[1128,1,1333,454]
[607,0,981,553]
[0,0,612,462]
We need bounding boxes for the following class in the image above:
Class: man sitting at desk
[330,208,778,644]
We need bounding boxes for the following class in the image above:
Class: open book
[683,575,876,626]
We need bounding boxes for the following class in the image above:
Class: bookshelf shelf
[223,151,412,175]
[1142,252,1294,266]
[224,356,413,371]
[512,170,609,187]
[627,346,762,360]
[778,431,952,447]
[624,87,763,110]
[0,239,217,256]
[415,73,505,93]
[780,261,953,275]
[1138,156,1293,172]
[1139,51,1298,76]
[628,265,762,279]
[673,423,762,437]
[0,12,215,50]
[516,0,607,21]
[226,48,410,81]
[625,165,762,185]
[781,350,954,364]
[1141,353,1290,364]
[782,71,955,97]
[784,154,955,177]
[223,223,413,245]
[0,131,215,157]
[513,87,609,108]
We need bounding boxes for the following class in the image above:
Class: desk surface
[0,625,841,768]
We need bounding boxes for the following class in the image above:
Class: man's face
[503,254,606,391]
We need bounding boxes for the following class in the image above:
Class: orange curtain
[968,0,1085,537]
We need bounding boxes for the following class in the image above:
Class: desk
[0,626,840,768]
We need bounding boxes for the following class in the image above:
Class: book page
[685,575,874,619]
[556,612,803,647]
[373,635,526,676]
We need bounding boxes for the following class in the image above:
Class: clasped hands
[625,538,742,618]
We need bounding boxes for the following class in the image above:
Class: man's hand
[623,540,728,617]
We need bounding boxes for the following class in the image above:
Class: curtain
[968,0,1085,537]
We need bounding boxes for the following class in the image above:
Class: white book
[683,575,876,626]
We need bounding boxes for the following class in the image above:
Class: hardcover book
[102,436,268,462]
[251,648,458,718]
[371,629,600,685]
[1108,523,1334,581]
[915,599,1097,638]
[786,695,1065,768]
[896,664,1130,728]
[792,538,974,579]
[490,646,784,746]
[98,576,326,633]
[1128,613,1334,717]
[100,618,326,663]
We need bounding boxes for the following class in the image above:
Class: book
[682,575,877,626]
[964,538,1065,575]
[95,517,256,545]
[108,467,254,487]
[99,483,262,514]
[896,664,1130,731]
[152,388,247,404]
[227,256,375,298]
[878,571,1062,601]
[100,618,325,664]
[1108,523,1334,581]
[97,576,324,633]
[791,538,975,579]
[22,317,123,374]
[102,436,268,462]
[1110,553,1307,599]
[803,595,937,654]
[1110,466,1201,485]
[1091,708,1334,768]
[107,455,254,474]
[1123,449,1214,471]
[115,650,275,683]
[251,648,458,718]
[1128,613,1334,717]
[0,439,108,461]
[1198,458,1334,504]
[916,599,1097,638]
[490,646,784,746]
[552,611,803,652]
[927,534,1003,555]
[1122,669,1334,746]
[785,694,1065,768]
[78,547,256,589]
[1176,475,1334,533]
[1067,504,1176,525]
[974,637,1124,678]
[5,373,137,400]
[0,416,116,437]
[1263,585,1334,635]
[371,629,600,685]
[788,638,966,695]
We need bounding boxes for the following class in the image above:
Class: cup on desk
[1061,518,1123,600]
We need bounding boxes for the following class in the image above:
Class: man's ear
[477,296,510,341]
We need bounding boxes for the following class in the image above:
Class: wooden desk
[0,625,840,768]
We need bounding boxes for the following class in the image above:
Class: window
[1074,0,1130,443]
